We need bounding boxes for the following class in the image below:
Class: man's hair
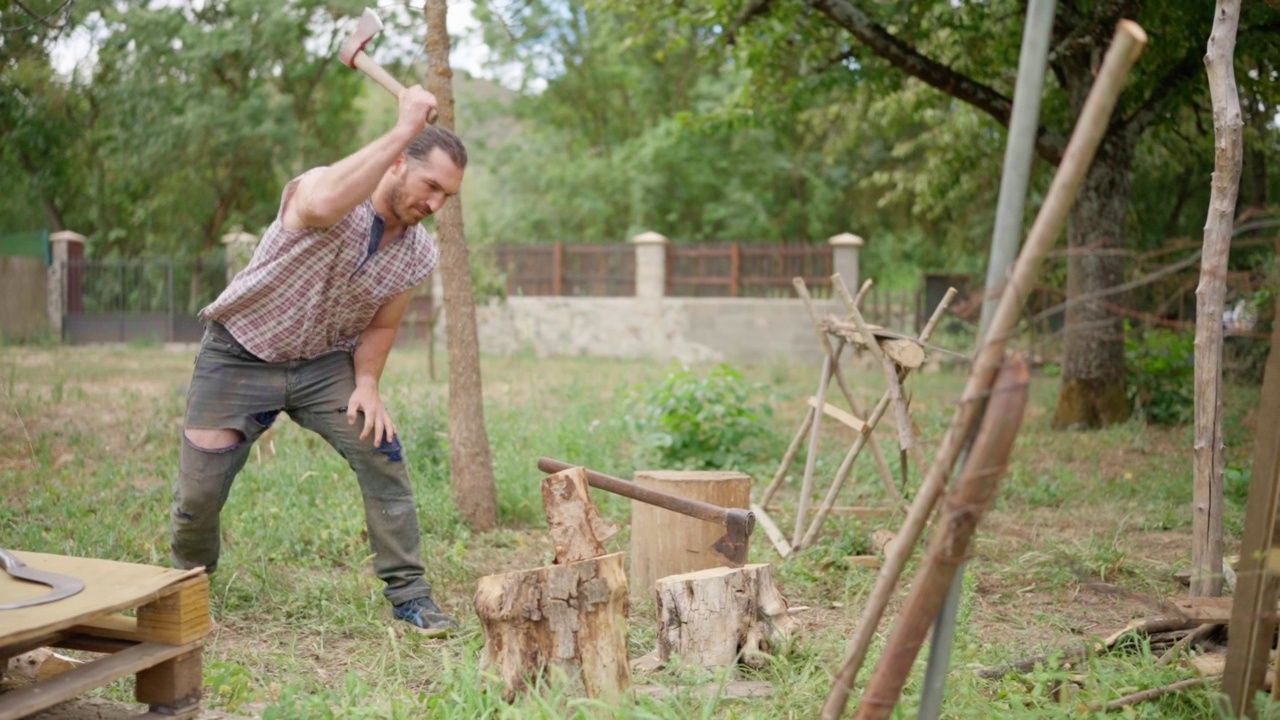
[406,126,468,170]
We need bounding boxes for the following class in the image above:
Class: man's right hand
[398,85,439,130]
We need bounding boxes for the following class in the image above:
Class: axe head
[340,8,384,68]
[710,509,755,567]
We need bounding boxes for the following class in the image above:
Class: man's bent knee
[184,427,244,451]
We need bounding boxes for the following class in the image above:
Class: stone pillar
[630,231,668,298]
[829,233,865,291]
[47,230,87,340]
[221,231,259,284]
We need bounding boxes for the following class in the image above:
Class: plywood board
[0,551,205,650]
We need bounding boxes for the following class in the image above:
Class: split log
[655,564,797,671]
[3,648,84,684]
[473,552,631,701]
[629,470,750,594]
[542,466,619,564]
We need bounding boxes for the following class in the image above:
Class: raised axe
[339,8,437,124]
[537,457,755,567]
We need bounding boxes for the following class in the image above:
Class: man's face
[389,148,464,226]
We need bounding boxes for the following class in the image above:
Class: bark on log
[655,564,797,671]
[542,467,619,564]
[474,552,631,701]
[1191,0,1243,600]
[629,471,750,594]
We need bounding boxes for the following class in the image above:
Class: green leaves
[1124,324,1195,426]
[623,363,775,471]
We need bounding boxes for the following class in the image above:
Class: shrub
[623,363,774,471]
[1125,324,1194,425]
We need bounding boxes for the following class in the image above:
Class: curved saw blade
[0,548,85,610]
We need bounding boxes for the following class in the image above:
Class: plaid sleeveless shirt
[200,168,439,362]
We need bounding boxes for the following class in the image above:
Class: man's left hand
[347,384,397,447]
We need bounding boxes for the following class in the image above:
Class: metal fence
[63,258,226,344]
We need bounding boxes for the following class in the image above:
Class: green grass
[0,345,1269,718]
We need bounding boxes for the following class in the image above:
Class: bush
[1125,325,1195,425]
[623,363,774,471]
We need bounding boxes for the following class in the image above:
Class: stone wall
[0,256,51,341]
[474,296,849,366]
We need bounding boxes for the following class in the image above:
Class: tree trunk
[655,564,797,672]
[424,0,498,531]
[1191,0,1243,599]
[1052,132,1133,429]
[473,552,631,701]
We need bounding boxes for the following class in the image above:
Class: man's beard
[387,179,427,226]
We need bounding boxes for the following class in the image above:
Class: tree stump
[474,554,631,701]
[655,564,796,671]
[629,470,750,594]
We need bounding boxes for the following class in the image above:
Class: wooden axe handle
[353,51,406,96]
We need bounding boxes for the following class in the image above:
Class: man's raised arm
[283,86,439,230]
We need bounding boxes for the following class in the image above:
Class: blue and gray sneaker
[392,595,458,637]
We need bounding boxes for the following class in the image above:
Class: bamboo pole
[854,355,1031,719]
[820,21,1147,720]
[1191,0,1242,599]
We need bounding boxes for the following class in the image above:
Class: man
[171,86,461,636]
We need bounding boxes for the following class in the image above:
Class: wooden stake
[793,277,901,505]
[1191,0,1243,600]
[751,504,793,557]
[798,289,958,551]
[854,355,1031,720]
[834,275,915,452]
[794,354,833,546]
[759,406,815,510]
[822,21,1147,719]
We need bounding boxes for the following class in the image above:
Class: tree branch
[805,0,1065,162]
[726,0,774,45]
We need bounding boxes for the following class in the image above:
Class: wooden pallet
[0,552,210,720]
